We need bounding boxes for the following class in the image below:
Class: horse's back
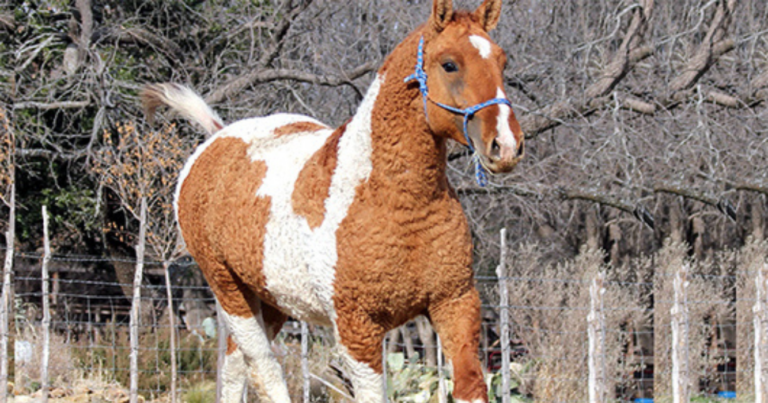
[176,113,335,324]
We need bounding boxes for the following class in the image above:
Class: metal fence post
[496,228,511,403]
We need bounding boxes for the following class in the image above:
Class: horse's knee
[429,291,488,403]
[337,344,386,403]
[335,317,387,403]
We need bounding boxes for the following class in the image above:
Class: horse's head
[413,0,524,175]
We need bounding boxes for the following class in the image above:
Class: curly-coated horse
[143,0,524,401]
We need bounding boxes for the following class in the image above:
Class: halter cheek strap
[404,36,513,187]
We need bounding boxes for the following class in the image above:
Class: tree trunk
[0,169,14,403]
[129,197,147,403]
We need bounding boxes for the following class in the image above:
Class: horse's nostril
[516,141,525,157]
[491,139,500,153]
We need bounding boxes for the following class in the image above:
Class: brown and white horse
[143,0,523,401]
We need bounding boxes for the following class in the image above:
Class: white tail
[142,83,224,136]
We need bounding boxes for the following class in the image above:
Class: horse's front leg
[334,313,387,403]
[429,289,488,403]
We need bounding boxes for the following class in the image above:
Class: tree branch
[669,0,736,92]
[75,0,92,62]
[654,183,736,220]
[13,100,91,110]
[204,62,376,105]
[204,0,316,105]
[16,148,87,161]
[736,182,768,196]
[103,27,184,62]
[562,188,655,229]
[522,0,654,139]
[456,185,540,198]
[0,14,14,31]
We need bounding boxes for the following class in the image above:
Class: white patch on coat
[220,346,247,403]
[247,122,334,324]
[174,113,325,222]
[469,35,492,59]
[308,74,382,318]
[338,345,385,403]
[494,88,517,159]
[222,310,291,403]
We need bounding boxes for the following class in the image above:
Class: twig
[13,100,91,110]
[205,63,376,105]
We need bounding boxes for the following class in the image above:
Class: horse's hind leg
[222,299,289,403]
[221,335,247,401]
[429,289,488,403]
[222,303,288,402]
[195,255,289,403]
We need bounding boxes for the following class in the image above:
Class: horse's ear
[473,0,502,32]
[430,0,453,33]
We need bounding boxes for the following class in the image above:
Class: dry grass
[487,244,651,402]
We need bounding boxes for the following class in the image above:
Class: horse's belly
[260,217,334,326]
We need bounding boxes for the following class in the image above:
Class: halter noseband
[404,36,512,187]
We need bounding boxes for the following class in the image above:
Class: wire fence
[1,234,765,403]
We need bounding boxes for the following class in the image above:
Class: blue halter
[404,36,512,187]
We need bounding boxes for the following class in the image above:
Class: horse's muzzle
[483,135,524,173]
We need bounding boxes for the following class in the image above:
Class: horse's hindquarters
[176,115,336,324]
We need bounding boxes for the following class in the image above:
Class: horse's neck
[343,72,449,204]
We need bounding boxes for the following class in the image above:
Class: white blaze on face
[494,88,517,159]
[469,35,492,59]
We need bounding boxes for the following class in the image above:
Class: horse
[142,0,524,401]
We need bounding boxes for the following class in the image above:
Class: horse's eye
[442,62,458,73]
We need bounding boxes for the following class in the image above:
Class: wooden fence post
[0,163,14,403]
[129,197,147,403]
[163,261,177,403]
[41,206,51,403]
[437,335,447,403]
[754,264,768,403]
[382,335,388,401]
[671,263,690,403]
[496,228,511,403]
[588,272,606,403]
[216,301,228,403]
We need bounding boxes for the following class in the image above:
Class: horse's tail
[142,83,224,136]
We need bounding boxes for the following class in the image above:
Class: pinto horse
[143,0,523,401]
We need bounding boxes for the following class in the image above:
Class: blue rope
[404,36,512,187]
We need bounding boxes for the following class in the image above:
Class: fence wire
[0,243,757,403]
